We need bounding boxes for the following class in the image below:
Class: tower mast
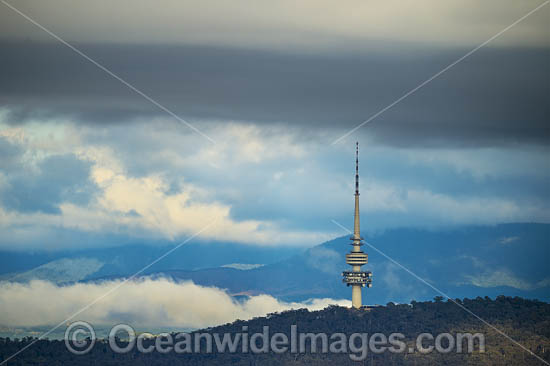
[354,142,360,240]
[342,142,372,308]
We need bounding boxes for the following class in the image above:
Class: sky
[0,0,549,252]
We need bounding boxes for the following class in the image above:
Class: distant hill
[2,223,549,304]
[2,296,549,365]
[0,241,300,283]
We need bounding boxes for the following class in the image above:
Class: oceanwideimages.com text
[65,321,485,361]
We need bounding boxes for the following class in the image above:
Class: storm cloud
[1,41,548,147]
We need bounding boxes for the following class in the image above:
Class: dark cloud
[0,41,548,147]
[0,143,97,214]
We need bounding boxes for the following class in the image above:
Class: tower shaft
[352,286,362,307]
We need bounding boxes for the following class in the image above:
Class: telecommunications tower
[342,142,372,308]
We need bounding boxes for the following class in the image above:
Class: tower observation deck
[342,142,372,308]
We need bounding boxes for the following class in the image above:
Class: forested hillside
[1,296,549,365]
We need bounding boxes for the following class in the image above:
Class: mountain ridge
[2,223,548,304]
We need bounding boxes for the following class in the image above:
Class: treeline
[1,296,549,365]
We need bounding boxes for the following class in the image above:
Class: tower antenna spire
[355,142,359,196]
[353,142,360,239]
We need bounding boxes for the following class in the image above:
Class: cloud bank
[0,278,350,328]
[1,43,548,147]
[0,116,549,251]
[0,119,334,249]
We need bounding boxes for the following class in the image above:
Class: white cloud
[0,279,350,328]
[0,119,333,248]
[59,146,328,245]
[221,263,264,270]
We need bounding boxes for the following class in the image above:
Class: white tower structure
[342,142,372,308]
